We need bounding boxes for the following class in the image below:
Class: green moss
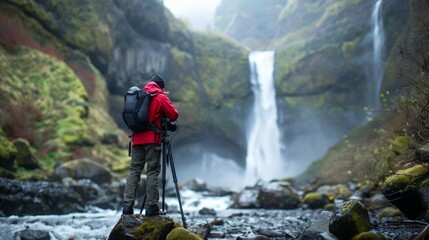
[353,231,387,240]
[302,192,330,209]
[133,217,175,240]
[341,36,363,58]
[420,178,429,187]
[378,207,403,220]
[390,136,412,153]
[384,164,429,189]
[324,203,335,211]
[166,228,202,240]
[0,135,17,171]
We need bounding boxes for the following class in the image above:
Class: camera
[162,118,177,132]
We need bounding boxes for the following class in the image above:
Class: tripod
[139,120,188,228]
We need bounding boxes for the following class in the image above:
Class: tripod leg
[161,142,167,212]
[139,194,146,215]
[167,143,188,229]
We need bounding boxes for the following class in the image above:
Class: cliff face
[0,0,251,179]
[215,0,411,173]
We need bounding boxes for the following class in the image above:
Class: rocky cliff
[0,0,251,180]
[215,0,412,175]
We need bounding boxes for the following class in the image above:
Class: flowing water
[0,191,232,240]
[370,0,385,112]
[245,51,284,183]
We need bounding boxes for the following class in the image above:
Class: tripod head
[161,117,177,133]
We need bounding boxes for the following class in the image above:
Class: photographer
[122,74,179,216]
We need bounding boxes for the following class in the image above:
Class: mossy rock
[0,166,14,179]
[390,136,412,154]
[378,207,404,221]
[317,184,353,200]
[302,192,331,209]
[166,227,203,240]
[382,165,428,219]
[352,231,387,240]
[329,200,370,240]
[383,164,429,190]
[54,158,112,184]
[109,215,175,240]
[257,182,301,209]
[133,216,175,240]
[0,135,17,171]
[12,138,38,169]
[324,203,335,211]
[382,164,427,219]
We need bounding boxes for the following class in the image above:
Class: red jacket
[132,82,179,145]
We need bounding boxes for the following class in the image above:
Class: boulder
[15,229,50,240]
[317,184,352,200]
[352,231,387,240]
[418,178,429,210]
[257,181,300,209]
[108,215,175,240]
[0,135,17,171]
[166,227,203,240]
[54,158,112,184]
[377,207,404,222]
[300,232,339,240]
[0,177,85,216]
[252,228,284,238]
[210,218,224,225]
[382,164,429,219]
[390,135,412,154]
[329,200,371,240]
[0,166,14,179]
[61,178,123,209]
[300,211,338,240]
[183,178,209,192]
[307,211,332,233]
[233,188,260,208]
[198,207,216,216]
[302,192,331,209]
[191,222,211,239]
[13,138,38,169]
[101,132,120,145]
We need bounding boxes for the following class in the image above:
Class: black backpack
[122,86,157,133]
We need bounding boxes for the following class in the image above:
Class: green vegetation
[0,46,128,180]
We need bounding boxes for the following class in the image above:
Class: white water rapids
[0,191,232,239]
[245,51,284,183]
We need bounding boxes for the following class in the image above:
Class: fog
[164,0,222,31]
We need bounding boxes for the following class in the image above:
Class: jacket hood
[143,81,164,95]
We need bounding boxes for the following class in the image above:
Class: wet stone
[199,207,217,216]
[15,229,50,240]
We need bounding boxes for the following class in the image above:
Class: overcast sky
[164,0,222,31]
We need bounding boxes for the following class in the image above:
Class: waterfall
[371,0,385,111]
[245,51,284,183]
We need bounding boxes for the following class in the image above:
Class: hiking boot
[145,204,165,217]
[122,205,134,215]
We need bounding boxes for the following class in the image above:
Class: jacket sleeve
[161,94,179,121]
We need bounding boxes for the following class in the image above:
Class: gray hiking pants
[123,144,161,208]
